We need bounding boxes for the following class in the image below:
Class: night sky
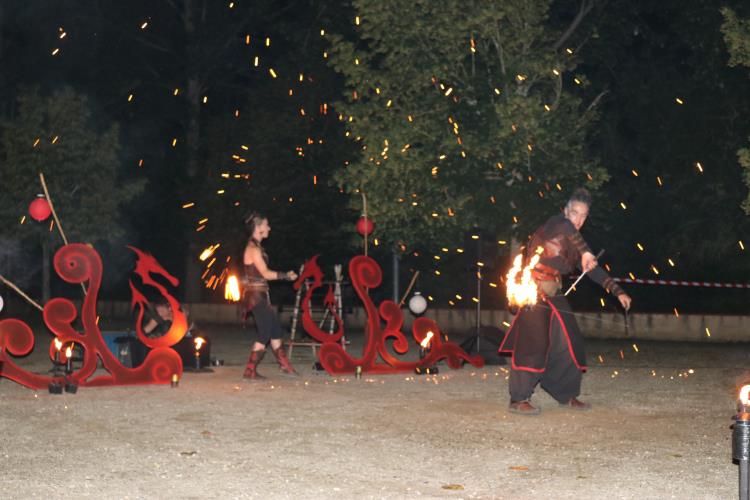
[2,0,750,315]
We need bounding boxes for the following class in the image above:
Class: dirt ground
[0,324,746,499]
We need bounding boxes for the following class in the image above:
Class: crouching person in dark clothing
[499,188,632,415]
[142,301,208,368]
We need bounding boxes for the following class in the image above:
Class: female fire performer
[241,212,298,379]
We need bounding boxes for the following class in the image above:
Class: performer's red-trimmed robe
[499,214,626,401]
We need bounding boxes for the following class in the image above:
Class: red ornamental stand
[0,244,187,390]
[295,255,484,374]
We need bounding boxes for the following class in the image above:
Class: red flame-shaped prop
[295,255,484,374]
[0,244,186,389]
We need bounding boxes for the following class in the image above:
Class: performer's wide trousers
[509,318,582,403]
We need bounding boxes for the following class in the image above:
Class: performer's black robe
[498,214,624,372]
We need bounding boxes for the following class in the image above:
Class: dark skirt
[498,295,587,372]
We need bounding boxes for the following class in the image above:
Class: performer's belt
[532,264,561,296]
[242,278,269,290]
[532,264,561,283]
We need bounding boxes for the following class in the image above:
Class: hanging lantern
[29,195,52,222]
[356,215,374,236]
[408,291,428,315]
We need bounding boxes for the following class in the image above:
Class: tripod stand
[459,231,507,365]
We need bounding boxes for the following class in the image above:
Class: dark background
[1,0,749,315]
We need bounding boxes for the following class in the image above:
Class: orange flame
[54,338,63,351]
[741,385,750,406]
[505,249,542,308]
[64,346,72,358]
[194,337,206,350]
[420,331,434,349]
[225,275,241,302]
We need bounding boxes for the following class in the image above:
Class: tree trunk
[185,77,202,179]
[181,0,203,302]
[0,3,6,117]
[183,0,202,179]
[184,242,201,303]
[0,3,5,61]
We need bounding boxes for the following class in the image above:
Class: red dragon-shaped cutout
[295,255,484,374]
[0,244,185,389]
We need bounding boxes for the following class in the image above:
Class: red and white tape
[613,278,750,289]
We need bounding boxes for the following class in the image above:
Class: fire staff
[499,188,632,415]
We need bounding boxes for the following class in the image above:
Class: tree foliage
[201,68,356,274]
[721,6,750,214]
[328,0,607,251]
[92,0,354,298]
[572,0,750,300]
[0,87,142,243]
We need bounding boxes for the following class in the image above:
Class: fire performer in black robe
[499,188,632,415]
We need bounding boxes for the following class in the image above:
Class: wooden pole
[397,270,420,307]
[361,191,368,257]
[0,273,43,312]
[39,173,87,295]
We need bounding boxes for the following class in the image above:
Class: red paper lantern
[29,195,51,222]
[356,216,374,236]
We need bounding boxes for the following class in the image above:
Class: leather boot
[559,397,591,411]
[272,346,298,376]
[243,349,266,380]
[508,400,541,416]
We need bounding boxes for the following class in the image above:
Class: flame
[420,331,434,349]
[741,385,750,406]
[225,275,241,302]
[54,338,63,351]
[194,337,206,350]
[64,346,72,358]
[505,249,542,308]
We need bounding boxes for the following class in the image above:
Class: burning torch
[64,344,78,393]
[194,337,206,370]
[225,275,241,302]
[419,331,434,359]
[415,331,438,375]
[505,248,543,310]
[64,345,73,375]
[734,385,750,500]
[48,338,65,394]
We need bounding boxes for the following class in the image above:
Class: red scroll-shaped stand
[0,244,186,390]
[295,255,484,374]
